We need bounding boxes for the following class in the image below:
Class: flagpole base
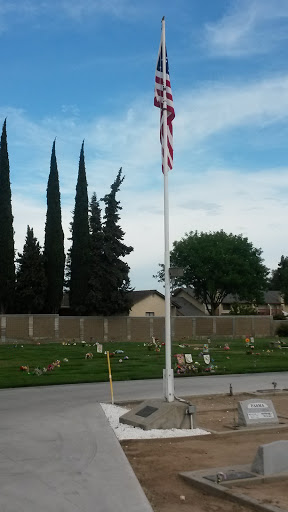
[163,369,174,402]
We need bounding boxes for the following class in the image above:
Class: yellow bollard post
[107,351,114,405]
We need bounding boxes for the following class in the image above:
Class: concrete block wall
[0,314,276,342]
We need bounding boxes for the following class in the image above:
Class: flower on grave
[20,365,29,372]
[63,358,69,362]
[124,356,129,360]
[42,367,47,373]
[33,367,42,376]
[119,359,123,363]
[47,364,54,371]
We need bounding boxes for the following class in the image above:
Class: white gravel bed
[101,402,210,440]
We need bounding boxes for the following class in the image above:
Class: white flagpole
[161,16,174,402]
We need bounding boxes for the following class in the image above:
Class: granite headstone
[238,399,278,426]
[252,440,288,475]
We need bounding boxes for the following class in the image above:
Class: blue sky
[2,0,288,290]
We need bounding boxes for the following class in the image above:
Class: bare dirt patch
[121,392,288,512]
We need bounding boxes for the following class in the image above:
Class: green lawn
[0,338,287,389]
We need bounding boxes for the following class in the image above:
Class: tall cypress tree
[69,142,90,314]
[0,119,15,313]
[86,193,104,314]
[44,140,65,313]
[16,226,46,313]
[101,168,133,315]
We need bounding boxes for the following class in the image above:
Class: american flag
[154,42,175,172]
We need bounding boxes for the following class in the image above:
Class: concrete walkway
[0,390,153,512]
[1,371,288,512]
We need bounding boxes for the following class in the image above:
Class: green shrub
[275,322,288,337]
[229,303,258,315]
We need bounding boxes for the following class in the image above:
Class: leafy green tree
[86,193,104,314]
[155,230,268,315]
[270,256,288,303]
[15,226,46,313]
[43,140,65,313]
[0,119,15,313]
[100,168,133,315]
[69,142,90,314]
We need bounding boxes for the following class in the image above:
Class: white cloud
[204,0,288,57]
[176,74,288,148]
[121,165,288,288]
[0,0,138,32]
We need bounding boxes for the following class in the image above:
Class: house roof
[174,287,283,306]
[173,287,196,298]
[222,291,282,305]
[128,290,179,308]
[172,296,207,316]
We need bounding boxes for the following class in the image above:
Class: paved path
[0,387,153,512]
[1,372,288,512]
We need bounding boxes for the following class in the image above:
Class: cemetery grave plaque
[136,406,158,418]
[238,399,278,427]
[204,470,256,483]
